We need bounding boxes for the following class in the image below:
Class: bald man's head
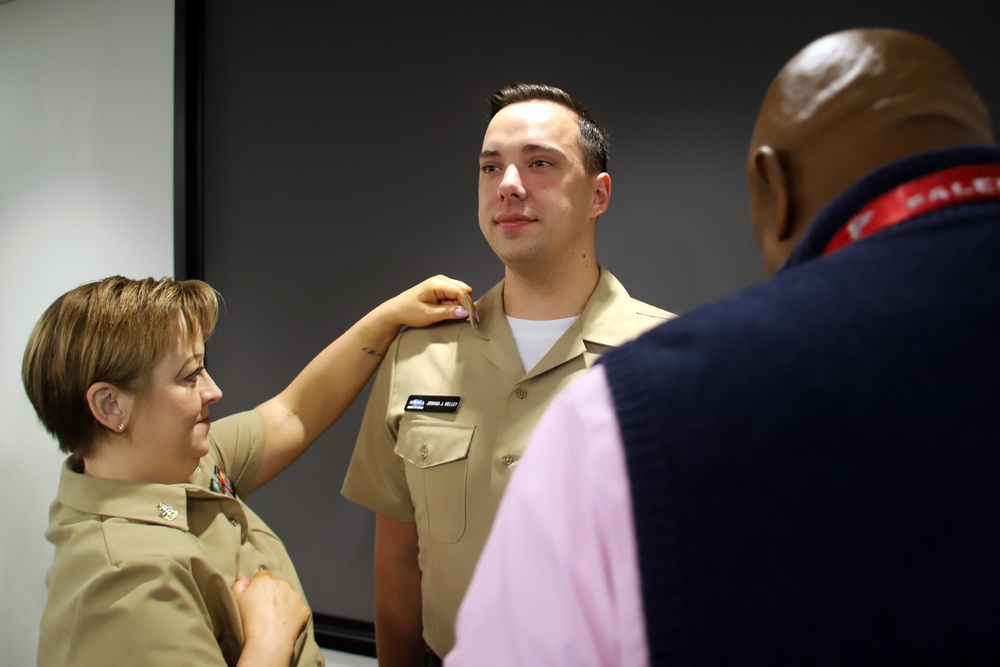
[747,28,995,275]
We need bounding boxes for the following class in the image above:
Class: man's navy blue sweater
[601,146,1000,666]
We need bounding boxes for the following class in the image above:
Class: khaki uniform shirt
[342,267,672,655]
[39,411,323,667]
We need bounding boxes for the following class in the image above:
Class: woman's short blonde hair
[22,276,219,462]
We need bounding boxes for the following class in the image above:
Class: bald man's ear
[750,145,792,241]
[749,145,796,275]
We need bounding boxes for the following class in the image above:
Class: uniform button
[419,445,429,459]
[515,388,527,399]
[501,454,515,467]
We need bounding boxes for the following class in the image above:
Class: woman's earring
[118,423,125,431]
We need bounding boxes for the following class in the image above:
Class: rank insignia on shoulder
[404,395,461,413]
[461,292,481,331]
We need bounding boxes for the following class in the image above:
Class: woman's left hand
[251,273,473,491]
[381,274,473,329]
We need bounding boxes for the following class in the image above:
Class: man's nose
[498,164,525,200]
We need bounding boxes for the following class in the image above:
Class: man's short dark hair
[489,82,610,174]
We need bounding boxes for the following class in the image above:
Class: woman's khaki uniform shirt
[39,410,323,667]
[343,267,673,656]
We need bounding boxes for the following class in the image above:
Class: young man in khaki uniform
[342,82,673,666]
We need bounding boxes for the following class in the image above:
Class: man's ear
[590,172,611,217]
[750,145,799,275]
[750,145,792,242]
[86,382,131,433]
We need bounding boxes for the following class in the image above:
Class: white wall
[0,0,174,663]
[0,3,375,665]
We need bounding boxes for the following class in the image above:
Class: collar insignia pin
[157,502,179,521]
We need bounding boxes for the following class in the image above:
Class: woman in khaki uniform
[22,273,471,667]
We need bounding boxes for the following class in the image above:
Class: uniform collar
[469,266,637,346]
[578,267,646,348]
[470,266,640,377]
[783,145,1000,272]
[55,457,230,531]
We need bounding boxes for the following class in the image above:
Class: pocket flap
[395,420,475,468]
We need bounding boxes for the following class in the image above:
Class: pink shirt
[446,365,649,667]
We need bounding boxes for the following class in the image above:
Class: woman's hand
[251,273,474,491]
[379,274,473,329]
[233,570,310,666]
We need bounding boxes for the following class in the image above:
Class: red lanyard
[823,164,1000,256]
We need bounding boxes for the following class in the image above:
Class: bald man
[447,28,1000,667]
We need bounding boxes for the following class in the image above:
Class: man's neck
[502,261,600,320]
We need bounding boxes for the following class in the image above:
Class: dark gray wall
[200,2,1000,622]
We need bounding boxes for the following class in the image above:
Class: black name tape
[404,395,461,413]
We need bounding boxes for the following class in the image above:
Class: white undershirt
[506,315,578,373]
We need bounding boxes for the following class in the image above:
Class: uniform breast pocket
[396,420,475,544]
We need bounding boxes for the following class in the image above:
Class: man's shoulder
[597,266,675,323]
[626,298,675,336]
[391,319,472,362]
[631,298,675,322]
[393,277,504,352]
[397,318,467,344]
